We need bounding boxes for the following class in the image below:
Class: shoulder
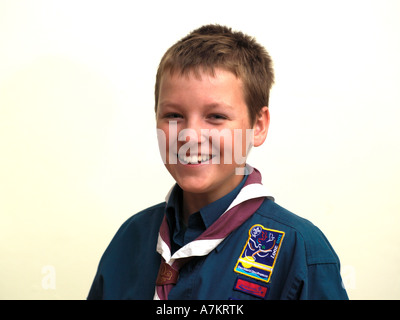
[124,202,166,226]
[255,199,340,265]
[113,202,166,240]
[101,202,166,255]
[95,202,165,265]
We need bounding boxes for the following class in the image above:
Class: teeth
[178,154,213,164]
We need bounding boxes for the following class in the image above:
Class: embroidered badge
[156,262,179,285]
[234,224,285,283]
[234,277,269,299]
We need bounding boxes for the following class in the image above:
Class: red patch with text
[234,277,268,299]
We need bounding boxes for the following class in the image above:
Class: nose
[177,119,210,159]
[178,118,207,145]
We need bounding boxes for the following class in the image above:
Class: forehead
[158,68,245,107]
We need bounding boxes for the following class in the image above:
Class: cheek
[234,130,247,157]
[206,127,251,163]
[156,127,168,164]
[157,121,179,143]
[231,127,253,163]
[157,123,178,164]
[207,129,233,158]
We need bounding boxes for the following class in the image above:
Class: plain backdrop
[1,0,399,299]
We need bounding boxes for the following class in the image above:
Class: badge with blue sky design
[234,224,285,283]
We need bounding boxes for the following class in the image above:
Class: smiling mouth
[177,154,216,164]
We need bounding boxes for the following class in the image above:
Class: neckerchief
[154,166,273,300]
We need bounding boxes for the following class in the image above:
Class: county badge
[234,224,285,283]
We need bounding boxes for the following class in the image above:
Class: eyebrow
[205,102,234,110]
[158,101,234,110]
[158,101,181,109]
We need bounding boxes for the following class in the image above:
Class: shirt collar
[165,184,183,237]
[165,175,248,230]
[198,175,247,228]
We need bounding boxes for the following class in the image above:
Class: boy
[88,25,348,300]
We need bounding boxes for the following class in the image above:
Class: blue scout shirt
[88,180,348,300]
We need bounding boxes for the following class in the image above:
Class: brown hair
[154,24,275,125]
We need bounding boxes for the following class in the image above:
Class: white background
[1,0,399,299]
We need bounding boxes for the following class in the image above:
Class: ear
[252,106,270,147]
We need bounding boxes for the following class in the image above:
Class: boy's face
[156,68,267,201]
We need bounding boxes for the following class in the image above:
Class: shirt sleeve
[298,263,349,300]
[87,273,104,300]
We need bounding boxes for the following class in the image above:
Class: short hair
[154,24,275,125]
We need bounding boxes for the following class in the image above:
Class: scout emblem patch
[234,224,285,283]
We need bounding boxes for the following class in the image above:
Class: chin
[175,176,213,194]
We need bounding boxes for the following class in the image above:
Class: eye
[164,113,183,119]
[208,114,228,121]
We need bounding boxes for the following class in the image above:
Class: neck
[181,177,244,225]
[181,192,213,225]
